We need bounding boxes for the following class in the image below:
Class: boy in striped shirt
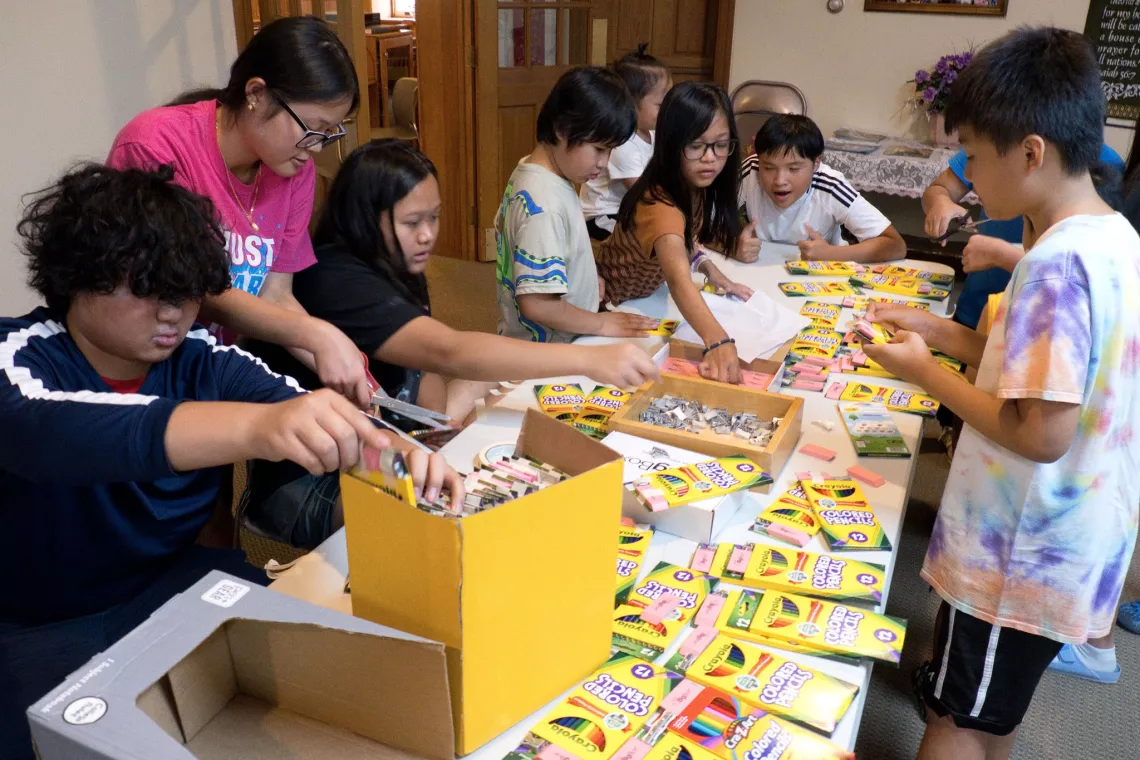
[738,114,906,263]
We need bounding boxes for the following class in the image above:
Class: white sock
[1074,642,1117,671]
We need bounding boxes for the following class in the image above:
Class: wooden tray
[608,373,803,489]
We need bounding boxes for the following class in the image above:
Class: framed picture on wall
[864,0,1008,16]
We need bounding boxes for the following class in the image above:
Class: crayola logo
[742,724,793,760]
[702,642,737,674]
[545,723,602,753]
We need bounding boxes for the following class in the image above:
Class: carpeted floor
[426,255,500,334]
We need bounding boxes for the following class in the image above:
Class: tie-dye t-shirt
[495,160,600,343]
[923,213,1140,644]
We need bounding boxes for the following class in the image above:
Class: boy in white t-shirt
[580,46,672,241]
[863,27,1140,760]
[496,66,657,343]
[738,114,906,263]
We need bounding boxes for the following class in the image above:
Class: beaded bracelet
[702,337,736,356]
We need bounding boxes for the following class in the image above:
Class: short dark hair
[536,66,637,148]
[19,164,231,312]
[945,27,1103,175]
[313,140,436,309]
[170,16,360,116]
[614,44,669,101]
[753,115,825,162]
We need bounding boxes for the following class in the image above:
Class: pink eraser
[791,363,827,379]
[797,470,832,483]
[611,739,653,760]
[620,516,636,527]
[538,746,581,760]
[798,354,832,368]
[694,592,727,628]
[640,592,681,624]
[790,379,826,392]
[679,625,719,658]
[801,444,837,461]
[726,545,753,574]
[853,350,868,364]
[659,678,705,714]
[765,523,812,547]
[690,545,716,574]
[848,465,886,487]
[824,382,845,400]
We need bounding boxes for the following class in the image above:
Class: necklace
[215,107,262,231]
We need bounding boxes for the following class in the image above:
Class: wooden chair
[372,77,419,145]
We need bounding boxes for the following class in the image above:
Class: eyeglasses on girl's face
[275,95,348,149]
[683,139,737,161]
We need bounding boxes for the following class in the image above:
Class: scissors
[931,214,985,243]
[370,388,452,430]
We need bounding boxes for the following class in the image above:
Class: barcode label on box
[201,580,251,608]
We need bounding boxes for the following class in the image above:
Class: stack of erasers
[456,455,568,513]
[639,394,782,447]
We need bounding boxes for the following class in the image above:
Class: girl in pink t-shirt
[108,17,370,406]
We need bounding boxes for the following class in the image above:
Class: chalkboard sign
[1085,0,1140,120]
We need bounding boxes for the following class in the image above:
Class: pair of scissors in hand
[931,214,985,243]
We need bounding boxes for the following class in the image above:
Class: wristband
[702,337,736,356]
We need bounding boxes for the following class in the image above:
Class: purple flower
[944,70,958,85]
[935,59,949,75]
[923,87,937,103]
[915,69,930,84]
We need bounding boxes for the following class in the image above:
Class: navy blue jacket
[0,308,301,624]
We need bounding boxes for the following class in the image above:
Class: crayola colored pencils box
[694,543,885,603]
[343,409,624,755]
[849,274,950,301]
[710,590,858,663]
[827,381,940,417]
[665,634,859,735]
[613,563,719,660]
[802,476,892,552]
[784,260,866,277]
[504,655,683,760]
[778,281,859,298]
[749,591,908,665]
[750,484,821,548]
[617,524,655,605]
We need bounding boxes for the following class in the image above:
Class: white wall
[0,1,237,315]
[729,1,1133,158]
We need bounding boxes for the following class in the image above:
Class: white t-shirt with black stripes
[737,157,891,246]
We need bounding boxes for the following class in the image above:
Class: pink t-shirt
[107,100,317,340]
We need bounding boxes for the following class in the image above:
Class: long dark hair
[312,140,436,309]
[617,82,741,256]
[170,16,359,116]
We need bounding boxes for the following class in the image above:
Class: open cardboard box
[658,338,790,384]
[607,373,803,490]
[29,572,453,760]
[342,409,623,755]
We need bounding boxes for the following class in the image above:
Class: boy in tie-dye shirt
[863,28,1140,760]
[495,67,656,343]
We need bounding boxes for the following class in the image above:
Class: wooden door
[231,0,373,228]
[472,0,734,261]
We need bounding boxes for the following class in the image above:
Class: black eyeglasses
[274,96,347,149]
[683,139,737,161]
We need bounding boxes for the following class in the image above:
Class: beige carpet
[426,256,500,333]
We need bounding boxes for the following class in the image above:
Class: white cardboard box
[602,431,749,543]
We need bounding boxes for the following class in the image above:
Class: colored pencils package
[798,301,842,328]
[837,401,910,459]
[504,654,684,760]
[665,683,851,759]
[784,260,866,277]
[665,634,859,735]
[617,524,655,605]
[535,383,587,423]
[691,543,885,604]
[633,457,772,512]
[825,381,939,417]
[638,732,721,760]
[748,590,907,665]
[576,386,634,439]
[840,295,930,312]
[871,264,954,287]
[786,327,843,363]
[613,562,719,660]
[750,484,821,548]
[778,281,859,298]
[710,590,858,663]
[849,274,950,301]
[802,476,891,552]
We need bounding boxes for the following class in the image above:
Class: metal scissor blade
[370,391,452,429]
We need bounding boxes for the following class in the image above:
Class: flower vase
[929,112,958,147]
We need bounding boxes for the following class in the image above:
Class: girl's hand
[721,281,754,301]
[861,330,936,385]
[309,320,373,409]
[700,341,742,384]
[405,447,465,506]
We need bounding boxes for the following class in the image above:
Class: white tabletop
[270,243,954,755]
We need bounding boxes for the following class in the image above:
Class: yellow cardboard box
[342,409,624,755]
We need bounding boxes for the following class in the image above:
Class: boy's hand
[736,219,762,263]
[861,330,936,384]
[865,303,943,347]
[250,388,391,475]
[961,234,1023,273]
[700,341,743,384]
[925,198,968,245]
[309,320,373,408]
[583,343,661,389]
[596,310,660,338]
[797,225,832,260]
[404,447,465,506]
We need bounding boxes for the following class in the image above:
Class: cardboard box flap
[517,408,621,475]
[165,627,237,742]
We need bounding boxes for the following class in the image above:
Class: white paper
[674,291,810,361]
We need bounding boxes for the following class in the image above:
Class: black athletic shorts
[917,601,1063,736]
